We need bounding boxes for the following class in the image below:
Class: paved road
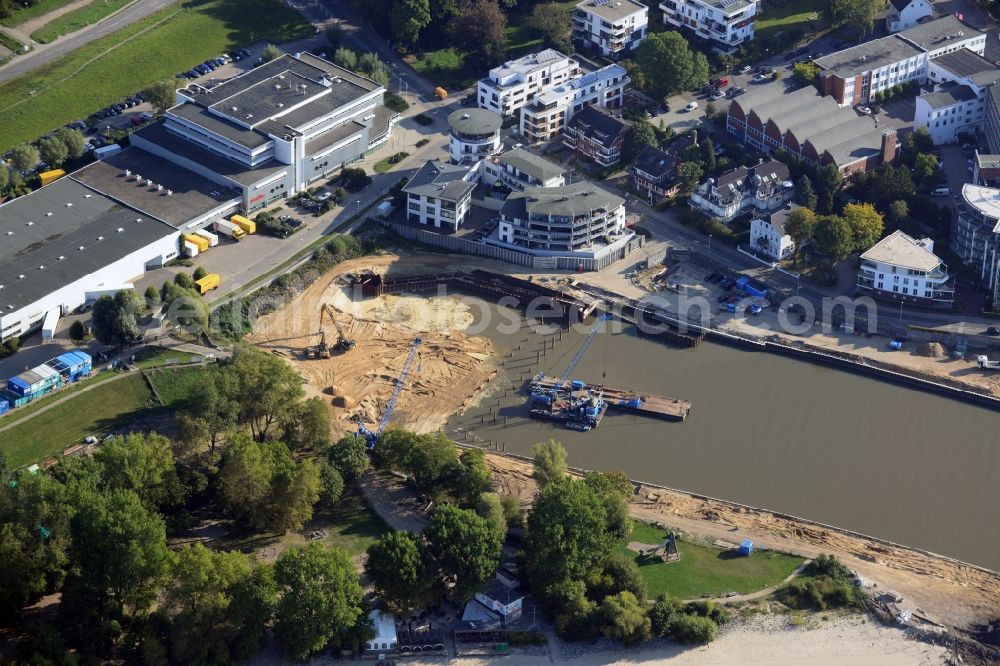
[0,0,176,84]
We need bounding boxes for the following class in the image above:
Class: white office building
[403,160,478,231]
[477,49,582,118]
[519,64,629,143]
[659,0,758,54]
[916,49,1000,144]
[572,0,648,58]
[498,181,627,252]
[857,230,955,307]
[448,108,503,164]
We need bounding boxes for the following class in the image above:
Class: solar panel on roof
[593,0,612,6]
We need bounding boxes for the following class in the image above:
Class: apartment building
[498,181,627,252]
[816,16,985,107]
[572,0,648,58]
[857,230,955,308]
[916,49,1000,144]
[953,183,1000,301]
[519,64,629,143]
[403,160,477,231]
[562,106,628,167]
[477,49,582,117]
[749,205,796,261]
[131,51,397,214]
[630,145,679,202]
[659,0,758,53]
[481,147,567,191]
[689,159,792,222]
[448,108,503,164]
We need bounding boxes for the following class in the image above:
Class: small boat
[565,420,591,432]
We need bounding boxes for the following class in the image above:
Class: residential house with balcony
[519,64,629,143]
[659,0,757,54]
[688,159,792,223]
[629,145,678,202]
[573,0,648,58]
[886,0,933,33]
[857,230,955,308]
[749,204,796,261]
[403,160,477,231]
[448,108,503,164]
[482,147,567,191]
[477,49,582,118]
[562,106,628,167]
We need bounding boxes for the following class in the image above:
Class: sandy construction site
[249,254,500,436]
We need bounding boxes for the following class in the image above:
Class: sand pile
[916,342,946,358]
[248,255,499,436]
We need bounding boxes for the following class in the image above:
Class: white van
[931,186,951,197]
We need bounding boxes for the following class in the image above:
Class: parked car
[986,327,1000,336]
[709,89,726,101]
[856,105,872,115]
[136,91,148,101]
[725,86,746,98]
[684,101,699,112]
[737,65,752,74]
[931,186,951,197]
[710,77,729,88]
[757,66,773,75]
[751,73,769,83]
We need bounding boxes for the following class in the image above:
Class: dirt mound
[916,342,946,358]
[331,394,355,408]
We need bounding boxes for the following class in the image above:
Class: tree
[913,152,939,187]
[702,136,717,173]
[145,80,177,114]
[273,543,364,660]
[814,214,853,262]
[262,43,283,63]
[174,272,195,289]
[784,207,816,263]
[93,433,181,512]
[648,593,683,637]
[670,613,718,644]
[8,144,38,171]
[795,175,817,210]
[38,135,69,167]
[0,165,9,192]
[553,580,599,640]
[842,202,884,253]
[192,266,208,281]
[587,553,646,602]
[333,47,358,71]
[602,470,633,499]
[365,532,436,612]
[822,0,881,36]
[623,120,657,163]
[583,471,631,540]
[888,199,909,229]
[532,439,567,487]
[475,491,507,535]
[55,127,86,159]
[454,447,491,503]
[90,289,144,345]
[530,2,572,52]
[524,479,614,593]
[448,0,506,67]
[677,161,703,194]
[634,32,709,102]
[318,461,344,508]
[222,344,305,441]
[144,284,160,307]
[161,281,209,334]
[359,52,390,87]
[390,0,430,50]
[69,319,86,341]
[792,61,820,86]
[328,434,369,483]
[599,591,652,645]
[284,396,331,452]
[424,505,503,601]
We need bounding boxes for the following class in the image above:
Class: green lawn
[0,31,26,54]
[754,0,823,41]
[619,522,805,600]
[0,0,79,26]
[0,370,117,424]
[373,151,409,174]
[0,0,312,152]
[32,0,136,43]
[0,373,154,469]
[315,489,388,556]
[147,364,219,409]
[132,345,205,370]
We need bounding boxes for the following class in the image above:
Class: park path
[16,0,107,38]
[693,560,812,605]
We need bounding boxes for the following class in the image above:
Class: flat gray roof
[448,108,502,136]
[921,83,977,109]
[403,160,476,202]
[931,48,1000,87]
[303,121,366,156]
[498,148,566,182]
[167,103,270,149]
[71,148,239,228]
[815,35,924,77]
[898,15,983,50]
[501,181,624,218]
[0,178,177,312]
[576,0,646,22]
[133,122,288,188]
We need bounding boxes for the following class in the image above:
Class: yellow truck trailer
[39,169,66,186]
[183,234,210,252]
[434,86,448,100]
[231,214,256,234]
[195,273,220,295]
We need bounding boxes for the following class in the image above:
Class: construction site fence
[377,220,643,272]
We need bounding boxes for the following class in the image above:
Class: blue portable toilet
[739,539,754,556]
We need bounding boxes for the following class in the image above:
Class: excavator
[318,303,356,355]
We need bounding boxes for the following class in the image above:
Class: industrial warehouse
[0,51,398,342]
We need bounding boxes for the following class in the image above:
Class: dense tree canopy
[532,439,567,487]
[424,505,503,601]
[365,531,437,612]
[634,32,709,101]
[448,0,506,67]
[390,0,430,50]
[90,290,145,345]
[530,2,572,52]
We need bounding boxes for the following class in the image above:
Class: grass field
[0,31,26,54]
[147,363,218,409]
[619,522,805,600]
[0,373,154,469]
[754,0,822,41]
[0,0,312,152]
[314,489,388,556]
[0,0,79,27]
[32,0,136,43]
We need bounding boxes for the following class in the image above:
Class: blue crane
[358,337,422,448]
[557,312,612,389]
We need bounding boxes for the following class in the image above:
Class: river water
[439,301,1000,571]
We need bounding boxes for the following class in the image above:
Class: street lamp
[708,234,712,251]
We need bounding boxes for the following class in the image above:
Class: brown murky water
[441,300,1000,571]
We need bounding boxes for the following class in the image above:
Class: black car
[757,66,773,75]
[725,87,746,98]
[987,327,1000,336]
[136,91,147,101]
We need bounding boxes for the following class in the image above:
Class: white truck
[194,228,219,247]
[977,355,1000,370]
[215,219,245,240]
